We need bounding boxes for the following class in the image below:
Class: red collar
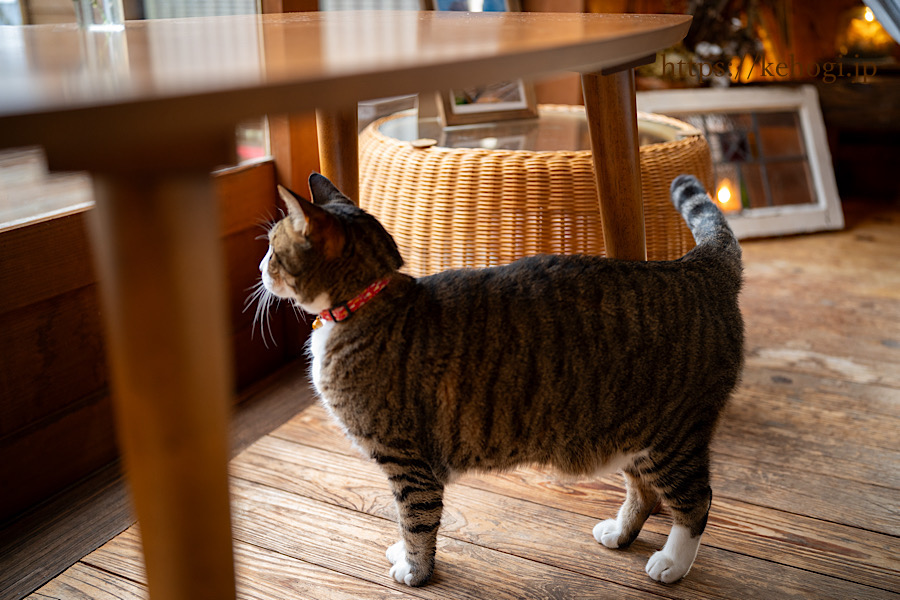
[312,277,391,330]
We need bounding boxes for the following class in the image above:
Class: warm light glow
[716,178,742,213]
[839,5,892,56]
[717,183,732,205]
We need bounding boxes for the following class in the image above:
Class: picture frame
[426,0,521,12]
[437,81,538,127]
[636,85,843,239]
[429,0,539,127]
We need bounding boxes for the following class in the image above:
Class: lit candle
[716,178,741,213]
[717,183,731,204]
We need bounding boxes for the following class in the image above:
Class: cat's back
[413,250,739,324]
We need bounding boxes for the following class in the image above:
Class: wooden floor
[21,198,900,599]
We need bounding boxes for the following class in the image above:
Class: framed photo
[437,81,538,127]
[636,85,843,239]
[428,0,520,11]
[429,0,538,127]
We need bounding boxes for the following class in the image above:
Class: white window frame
[637,85,844,239]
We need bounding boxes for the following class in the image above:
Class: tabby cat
[257,172,743,587]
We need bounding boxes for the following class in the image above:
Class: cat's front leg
[377,454,445,587]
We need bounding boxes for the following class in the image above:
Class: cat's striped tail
[670,174,741,266]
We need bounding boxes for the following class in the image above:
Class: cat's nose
[259,250,270,273]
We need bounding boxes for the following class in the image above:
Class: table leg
[88,172,236,600]
[581,69,647,261]
[269,111,322,192]
[316,107,359,203]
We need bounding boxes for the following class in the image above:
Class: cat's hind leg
[376,453,444,587]
[644,465,712,583]
[593,469,659,549]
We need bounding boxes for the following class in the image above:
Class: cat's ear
[277,184,345,259]
[277,184,312,233]
[308,172,353,206]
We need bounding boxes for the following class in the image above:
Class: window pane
[767,160,816,206]
[658,106,822,215]
[1,1,23,25]
[704,113,752,133]
[757,111,805,158]
[236,117,268,163]
[143,0,258,18]
[717,129,753,162]
[740,163,769,209]
[713,162,743,213]
[679,114,707,132]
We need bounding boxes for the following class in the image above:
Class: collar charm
[312,277,391,330]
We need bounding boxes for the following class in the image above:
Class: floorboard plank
[227,478,670,600]
[710,454,898,536]
[80,529,420,600]
[744,344,899,389]
[739,210,900,391]
[25,562,146,600]
[276,403,900,535]
[738,367,900,420]
[1,363,315,600]
[714,389,900,487]
[743,293,900,359]
[81,484,670,600]
[0,463,132,600]
[733,381,899,448]
[235,433,898,595]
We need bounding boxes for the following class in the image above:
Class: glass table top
[377,108,679,152]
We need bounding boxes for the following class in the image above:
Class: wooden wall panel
[25,0,76,25]
[0,393,117,525]
[224,227,271,333]
[0,157,303,523]
[232,319,291,392]
[267,113,321,192]
[260,0,318,13]
[215,161,279,237]
[0,213,95,314]
[0,285,107,440]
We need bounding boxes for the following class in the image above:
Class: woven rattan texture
[359,106,714,278]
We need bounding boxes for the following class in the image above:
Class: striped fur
[259,173,744,587]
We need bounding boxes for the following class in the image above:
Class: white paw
[646,550,688,583]
[645,525,700,583]
[386,541,415,586]
[389,558,415,586]
[386,540,406,565]
[592,519,622,549]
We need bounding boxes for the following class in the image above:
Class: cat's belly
[448,443,647,479]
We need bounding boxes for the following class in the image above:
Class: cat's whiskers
[289,299,307,324]
[244,280,279,349]
[255,213,280,231]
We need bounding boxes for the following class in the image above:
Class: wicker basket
[359,105,714,277]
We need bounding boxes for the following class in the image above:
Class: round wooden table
[0,11,691,599]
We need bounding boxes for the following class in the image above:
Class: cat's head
[258,173,403,315]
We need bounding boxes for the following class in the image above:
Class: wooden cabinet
[0,158,305,524]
